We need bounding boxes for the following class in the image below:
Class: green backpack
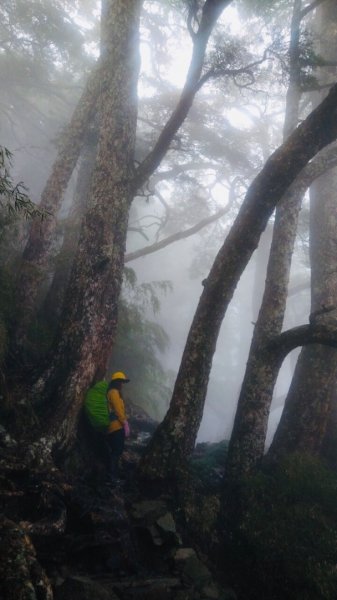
[84,380,112,431]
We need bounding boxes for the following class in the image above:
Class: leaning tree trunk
[268,0,337,461]
[139,82,337,480]
[223,0,304,482]
[11,67,101,356]
[32,0,142,448]
[40,133,98,331]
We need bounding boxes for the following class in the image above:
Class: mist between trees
[2,0,337,510]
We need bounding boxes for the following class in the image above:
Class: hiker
[106,371,131,482]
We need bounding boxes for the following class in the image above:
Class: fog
[127,206,310,444]
[1,0,314,446]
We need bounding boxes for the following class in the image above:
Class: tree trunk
[224,0,304,482]
[11,0,231,364]
[12,67,101,354]
[33,0,142,448]
[268,170,337,459]
[139,81,337,480]
[268,0,337,461]
[40,135,97,330]
[28,0,231,450]
[321,388,337,468]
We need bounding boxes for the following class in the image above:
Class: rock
[0,517,53,600]
[202,582,220,599]
[111,575,181,599]
[130,499,168,522]
[174,547,197,561]
[0,423,232,600]
[156,512,177,533]
[54,576,118,600]
[174,547,212,588]
[148,523,164,545]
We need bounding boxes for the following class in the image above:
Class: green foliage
[0,147,46,221]
[0,146,46,362]
[123,267,173,316]
[110,269,173,420]
[226,454,337,599]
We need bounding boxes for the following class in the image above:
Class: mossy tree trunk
[139,82,337,480]
[33,0,142,447]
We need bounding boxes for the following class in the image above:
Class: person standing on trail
[106,371,131,482]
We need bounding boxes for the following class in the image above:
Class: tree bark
[223,0,304,482]
[33,0,142,447]
[40,135,98,330]
[268,0,337,462]
[12,66,101,353]
[269,170,337,458]
[139,81,337,480]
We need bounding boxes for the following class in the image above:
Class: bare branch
[125,206,230,263]
[197,49,270,89]
[300,0,327,20]
[266,322,337,365]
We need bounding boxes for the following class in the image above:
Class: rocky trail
[0,409,235,600]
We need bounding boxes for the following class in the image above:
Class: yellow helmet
[111,371,130,382]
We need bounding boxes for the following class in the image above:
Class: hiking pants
[106,428,125,480]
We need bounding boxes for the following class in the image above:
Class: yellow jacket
[107,388,126,433]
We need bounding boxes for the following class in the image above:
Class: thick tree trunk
[268,0,337,461]
[40,136,97,330]
[12,67,101,353]
[139,82,337,480]
[33,0,142,447]
[269,169,337,458]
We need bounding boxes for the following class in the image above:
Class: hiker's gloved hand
[124,420,130,437]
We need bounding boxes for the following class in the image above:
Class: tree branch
[133,0,232,190]
[197,49,270,89]
[266,322,337,364]
[125,206,229,262]
[300,0,327,20]
[150,161,219,186]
